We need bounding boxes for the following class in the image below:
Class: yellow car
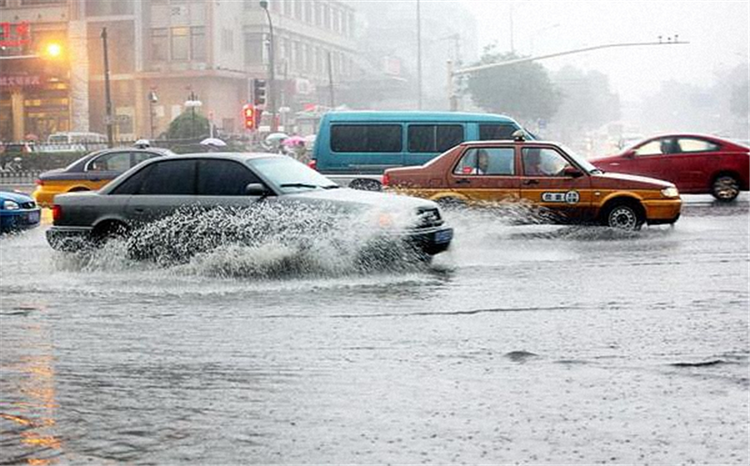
[34,147,173,207]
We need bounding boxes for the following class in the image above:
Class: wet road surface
[1,195,748,464]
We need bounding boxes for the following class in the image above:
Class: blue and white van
[311,111,528,189]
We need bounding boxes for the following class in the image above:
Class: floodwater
[1,195,748,464]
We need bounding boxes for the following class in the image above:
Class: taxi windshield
[559,145,601,174]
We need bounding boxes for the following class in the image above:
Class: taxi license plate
[434,229,453,244]
[26,211,40,224]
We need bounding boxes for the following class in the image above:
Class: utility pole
[101,27,114,147]
[416,0,423,110]
[327,51,335,108]
[260,1,277,132]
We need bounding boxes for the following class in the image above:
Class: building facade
[0,0,356,142]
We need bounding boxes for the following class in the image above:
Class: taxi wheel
[711,174,740,202]
[603,202,644,231]
[436,197,466,209]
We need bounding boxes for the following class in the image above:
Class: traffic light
[243,104,256,130]
[253,79,267,107]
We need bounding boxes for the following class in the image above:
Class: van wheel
[711,174,740,202]
[602,201,644,231]
[349,179,381,191]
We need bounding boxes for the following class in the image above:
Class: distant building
[351,1,478,110]
[0,0,356,142]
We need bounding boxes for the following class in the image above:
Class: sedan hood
[289,187,439,211]
[592,172,674,189]
[0,190,35,203]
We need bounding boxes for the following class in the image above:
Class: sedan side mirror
[563,167,584,178]
[245,183,270,196]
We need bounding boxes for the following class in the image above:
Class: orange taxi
[383,135,682,230]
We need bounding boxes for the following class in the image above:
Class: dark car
[591,134,749,202]
[46,153,453,259]
[33,147,174,207]
[1,191,41,232]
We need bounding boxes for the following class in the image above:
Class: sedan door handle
[455,178,471,185]
[523,179,539,186]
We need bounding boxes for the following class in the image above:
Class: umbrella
[265,132,289,144]
[200,137,227,148]
[282,136,306,147]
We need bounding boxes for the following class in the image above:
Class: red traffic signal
[243,104,256,130]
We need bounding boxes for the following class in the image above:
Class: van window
[331,124,402,153]
[408,125,463,153]
[479,124,518,141]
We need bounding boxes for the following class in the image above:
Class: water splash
[55,204,432,279]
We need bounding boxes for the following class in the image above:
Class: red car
[592,134,749,201]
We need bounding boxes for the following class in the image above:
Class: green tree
[467,45,560,122]
[165,111,210,140]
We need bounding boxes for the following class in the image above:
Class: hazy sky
[456,0,749,102]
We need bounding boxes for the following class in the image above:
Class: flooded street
[1,195,748,464]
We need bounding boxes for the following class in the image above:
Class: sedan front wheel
[711,174,740,202]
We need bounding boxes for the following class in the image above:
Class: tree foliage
[467,45,560,122]
[165,110,210,140]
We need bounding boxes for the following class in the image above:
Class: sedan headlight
[661,186,679,198]
[2,200,20,210]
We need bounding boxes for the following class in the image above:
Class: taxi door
[447,146,520,203]
[519,146,592,222]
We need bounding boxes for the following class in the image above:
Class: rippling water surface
[1,195,747,464]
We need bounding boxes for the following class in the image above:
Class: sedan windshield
[559,144,602,174]
[248,156,339,193]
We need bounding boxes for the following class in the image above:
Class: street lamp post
[259,0,278,132]
[101,27,115,147]
[447,38,690,110]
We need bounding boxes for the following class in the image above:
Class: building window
[171,27,189,61]
[322,4,330,29]
[294,0,302,19]
[151,28,168,62]
[244,33,264,65]
[315,2,322,27]
[191,26,205,61]
[283,0,291,17]
[21,0,65,5]
[292,41,300,72]
[222,29,234,52]
[304,1,312,23]
[84,0,133,16]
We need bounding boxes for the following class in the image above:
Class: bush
[166,111,210,140]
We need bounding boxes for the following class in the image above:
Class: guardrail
[0,171,40,185]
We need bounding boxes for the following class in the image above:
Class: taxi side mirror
[563,167,584,178]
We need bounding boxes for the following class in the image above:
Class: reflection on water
[0,317,63,465]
